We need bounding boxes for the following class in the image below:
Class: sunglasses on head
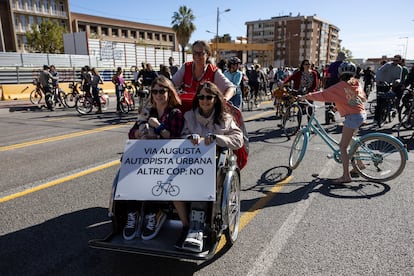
[151,88,168,95]
[197,94,215,100]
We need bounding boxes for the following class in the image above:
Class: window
[130,30,136,39]
[139,32,145,39]
[35,0,41,12]
[27,0,33,10]
[51,0,57,14]
[121,29,127,38]
[43,0,49,13]
[78,24,86,32]
[90,25,98,35]
[155,33,160,41]
[20,15,26,31]
[18,0,24,9]
[101,27,108,36]
[147,33,153,40]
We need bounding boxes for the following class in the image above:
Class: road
[0,98,413,275]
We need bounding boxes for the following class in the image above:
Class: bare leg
[173,201,189,227]
[334,126,355,183]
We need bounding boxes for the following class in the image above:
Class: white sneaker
[182,210,205,253]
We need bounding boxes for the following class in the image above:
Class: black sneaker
[141,210,167,240]
[123,212,139,240]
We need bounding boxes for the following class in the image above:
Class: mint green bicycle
[289,100,408,182]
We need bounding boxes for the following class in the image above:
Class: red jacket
[282,70,319,92]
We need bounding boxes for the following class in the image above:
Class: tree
[171,6,196,63]
[26,20,66,53]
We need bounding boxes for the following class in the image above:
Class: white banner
[115,139,216,201]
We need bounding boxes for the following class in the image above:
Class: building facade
[0,0,178,53]
[246,14,340,67]
[0,0,71,52]
[70,12,178,52]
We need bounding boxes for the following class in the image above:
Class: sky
[69,0,414,61]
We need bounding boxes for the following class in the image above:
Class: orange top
[305,79,366,117]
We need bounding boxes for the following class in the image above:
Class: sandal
[330,177,352,184]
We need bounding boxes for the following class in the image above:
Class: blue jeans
[229,93,242,109]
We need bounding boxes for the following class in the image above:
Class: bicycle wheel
[128,95,136,111]
[58,89,67,107]
[64,92,78,108]
[224,171,240,246]
[119,97,130,114]
[289,129,308,169]
[283,103,302,137]
[76,95,93,114]
[368,100,376,115]
[350,133,407,182]
[30,89,42,104]
[168,185,180,196]
[100,94,109,111]
[398,100,413,129]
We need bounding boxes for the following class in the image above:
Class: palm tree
[171,6,196,63]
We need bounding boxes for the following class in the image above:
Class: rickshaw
[89,92,244,260]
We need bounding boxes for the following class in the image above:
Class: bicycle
[289,100,408,182]
[64,81,82,108]
[29,78,44,105]
[242,82,254,111]
[375,82,398,128]
[398,88,414,130]
[151,180,180,196]
[119,85,136,114]
[29,78,56,110]
[279,87,308,138]
[75,89,109,115]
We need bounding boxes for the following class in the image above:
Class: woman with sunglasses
[124,76,184,241]
[173,81,243,252]
[171,40,235,105]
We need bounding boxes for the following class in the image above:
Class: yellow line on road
[0,125,124,152]
[215,175,292,253]
[0,160,120,203]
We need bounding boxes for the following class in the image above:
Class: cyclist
[247,64,267,105]
[38,64,58,111]
[49,65,60,105]
[279,59,319,118]
[224,57,243,109]
[362,66,375,97]
[374,55,403,123]
[91,68,104,114]
[171,40,235,102]
[299,61,367,184]
[112,67,125,113]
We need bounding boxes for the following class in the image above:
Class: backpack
[226,103,249,170]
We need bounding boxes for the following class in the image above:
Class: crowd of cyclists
[35,50,414,135]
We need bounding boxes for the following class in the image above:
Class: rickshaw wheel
[224,172,241,245]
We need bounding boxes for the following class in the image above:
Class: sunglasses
[197,94,216,100]
[193,51,206,57]
[151,88,168,95]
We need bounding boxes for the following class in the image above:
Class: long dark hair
[193,82,229,124]
[150,76,182,108]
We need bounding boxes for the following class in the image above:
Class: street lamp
[215,7,230,60]
[399,36,408,59]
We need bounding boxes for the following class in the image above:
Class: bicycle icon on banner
[151,181,180,197]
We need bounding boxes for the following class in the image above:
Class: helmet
[338,61,356,76]
[228,57,241,65]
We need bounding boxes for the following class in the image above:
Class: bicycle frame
[302,111,342,163]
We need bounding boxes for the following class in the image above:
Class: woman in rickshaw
[171,40,236,105]
[124,76,184,241]
[174,81,244,252]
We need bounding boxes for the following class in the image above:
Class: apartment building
[246,14,340,67]
[0,0,71,52]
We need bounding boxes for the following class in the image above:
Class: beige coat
[182,108,243,150]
